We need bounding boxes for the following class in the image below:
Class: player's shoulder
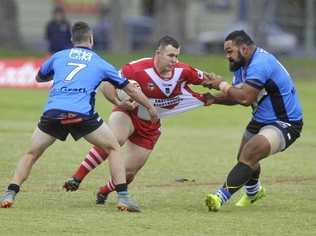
[92,52,115,69]
[176,61,191,69]
[175,62,198,73]
[175,62,202,74]
[252,48,276,65]
[52,48,70,58]
[125,57,153,71]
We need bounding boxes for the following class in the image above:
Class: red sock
[99,179,116,194]
[73,146,108,180]
[99,176,135,194]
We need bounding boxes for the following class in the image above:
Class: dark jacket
[45,20,72,53]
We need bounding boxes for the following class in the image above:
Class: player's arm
[203,74,260,106]
[205,92,239,105]
[182,67,238,105]
[36,57,54,83]
[121,82,158,121]
[100,81,136,111]
[105,64,158,122]
[36,72,53,82]
[100,81,121,105]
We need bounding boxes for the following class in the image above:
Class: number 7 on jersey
[65,63,87,81]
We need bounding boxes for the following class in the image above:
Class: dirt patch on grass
[145,176,316,188]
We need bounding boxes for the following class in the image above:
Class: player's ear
[240,44,248,56]
[90,34,94,45]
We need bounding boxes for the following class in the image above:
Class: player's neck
[245,45,256,64]
[154,59,172,79]
[74,43,92,49]
[159,69,172,79]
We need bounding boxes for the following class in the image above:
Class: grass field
[0,54,315,236]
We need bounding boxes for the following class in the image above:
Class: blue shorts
[246,119,303,151]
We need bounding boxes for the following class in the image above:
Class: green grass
[0,55,315,236]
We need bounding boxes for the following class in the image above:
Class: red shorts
[112,107,161,150]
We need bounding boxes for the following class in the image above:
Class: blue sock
[117,191,128,196]
[245,181,261,197]
[215,187,232,205]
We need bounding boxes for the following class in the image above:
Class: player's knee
[240,143,265,166]
[101,139,120,152]
[25,148,42,159]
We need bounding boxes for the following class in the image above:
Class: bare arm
[100,81,121,106]
[225,84,260,106]
[213,92,239,105]
[202,73,260,106]
[100,81,137,111]
[122,82,158,122]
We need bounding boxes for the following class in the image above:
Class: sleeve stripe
[106,78,129,89]
[38,70,53,81]
[245,80,264,90]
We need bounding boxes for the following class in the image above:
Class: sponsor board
[0,59,51,88]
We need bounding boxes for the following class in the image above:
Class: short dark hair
[225,30,254,46]
[157,35,180,49]
[71,21,92,44]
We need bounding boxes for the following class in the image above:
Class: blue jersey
[39,47,128,117]
[232,48,303,123]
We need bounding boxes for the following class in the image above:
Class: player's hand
[117,100,138,111]
[202,72,224,90]
[147,107,159,123]
[203,92,216,106]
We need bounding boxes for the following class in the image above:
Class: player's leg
[64,111,134,191]
[96,140,152,204]
[206,133,270,211]
[0,127,56,208]
[235,131,265,207]
[206,124,289,211]
[83,122,126,187]
[83,122,140,212]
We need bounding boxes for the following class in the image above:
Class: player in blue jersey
[202,30,303,211]
[0,21,158,211]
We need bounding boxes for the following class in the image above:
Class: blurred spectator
[142,0,155,16]
[93,5,110,51]
[45,6,72,54]
[124,16,154,50]
[93,3,154,51]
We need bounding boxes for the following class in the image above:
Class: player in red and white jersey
[63,36,215,207]
[120,56,206,120]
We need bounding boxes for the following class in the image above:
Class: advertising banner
[0,59,51,88]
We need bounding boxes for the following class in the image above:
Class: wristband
[219,81,232,94]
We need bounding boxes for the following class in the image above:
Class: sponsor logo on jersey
[152,96,182,108]
[51,87,87,96]
[69,48,92,61]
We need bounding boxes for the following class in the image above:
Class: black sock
[115,183,128,194]
[223,162,253,195]
[8,183,20,194]
[246,165,261,186]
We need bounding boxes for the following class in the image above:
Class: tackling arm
[122,82,158,122]
[212,92,239,105]
[202,73,260,106]
[100,81,121,106]
[100,81,137,111]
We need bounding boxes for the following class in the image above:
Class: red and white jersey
[121,57,205,121]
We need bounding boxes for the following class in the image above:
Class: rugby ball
[117,80,141,101]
